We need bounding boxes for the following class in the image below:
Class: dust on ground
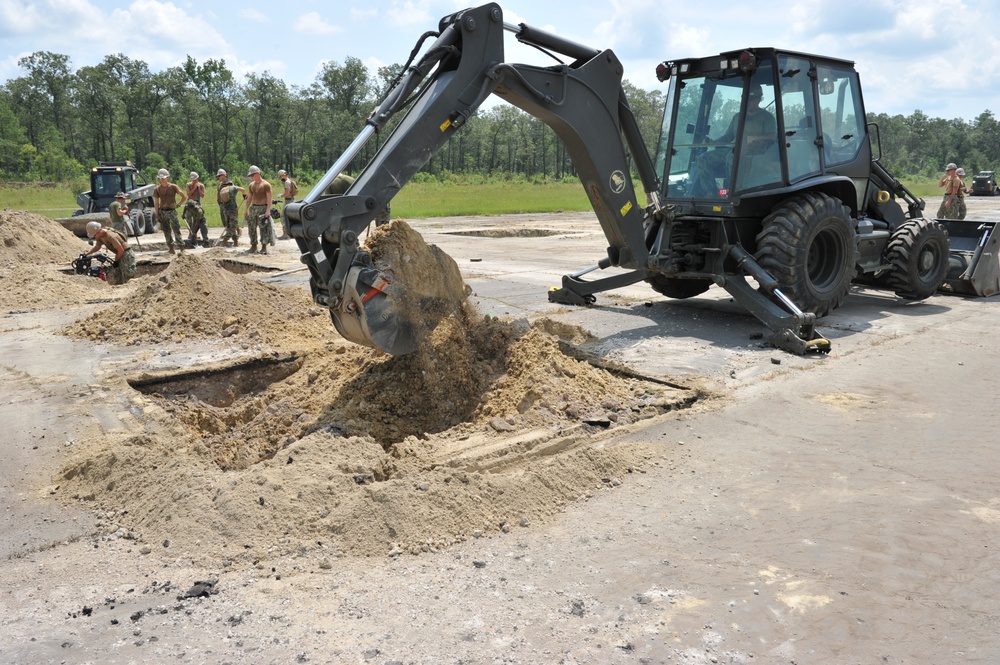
[0,210,701,561]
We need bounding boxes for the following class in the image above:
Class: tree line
[0,50,997,187]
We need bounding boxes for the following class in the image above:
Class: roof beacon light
[738,50,758,74]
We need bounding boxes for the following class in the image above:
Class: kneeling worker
[84,221,136,285]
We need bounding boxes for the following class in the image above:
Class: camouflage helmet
[946,162,957,171]
[957,168,966,176]
[114,191,126,199]
[189,171,199,181]
[247,165,261,176]
[278,169,287,177]
[85,221,102,238]
[157,168,170,179]
[216,168,227,177]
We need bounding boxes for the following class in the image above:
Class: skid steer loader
[283,3,965,356]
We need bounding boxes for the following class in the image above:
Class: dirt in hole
[128,353,303,407]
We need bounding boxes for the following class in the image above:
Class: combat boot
[248,244,258,253]
[260,247,268,255]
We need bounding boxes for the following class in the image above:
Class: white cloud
[294,12,343,37]
[349,7,377,21]
[0,0,94,35]
[386,1,433,31]
[240,8,268,23]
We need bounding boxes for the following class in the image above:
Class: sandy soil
[1,200,999,664]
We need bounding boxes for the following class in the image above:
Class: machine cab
[654,48,869,207]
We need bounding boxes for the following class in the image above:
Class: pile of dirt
[62,253,329,346]
[145,304,678,473]
[60,311,693,559]
[0,208,87,262]
[51,220,702,562]
[0,209,115,311]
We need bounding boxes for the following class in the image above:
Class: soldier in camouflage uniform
[955,168,968,220]
[153,168,187,253]
[183,171,210,247]
[936,163,961,219]
[243,165,274,254]
[215,169,246,247]
[107,192,130,236]
[85,221,136,285]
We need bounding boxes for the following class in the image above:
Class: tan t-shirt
[154,183,184,208]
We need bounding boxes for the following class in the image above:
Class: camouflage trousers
[111,218,128,236]
[158,208,183,248]
[183,200,208,243]
[246,203,274,247]
[936,198,957,220]
[218,205,241,246]
[106,248,136,286]
[956,195,967,220]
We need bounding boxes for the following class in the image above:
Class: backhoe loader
[284,3,983,356]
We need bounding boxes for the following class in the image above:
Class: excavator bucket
[937,220,1000,297]
[330,220,469,356]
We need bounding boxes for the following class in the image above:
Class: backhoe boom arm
[284,2,659,354]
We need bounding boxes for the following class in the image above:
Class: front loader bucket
[937,220,1000,297]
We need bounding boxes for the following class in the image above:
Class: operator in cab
[710,83,776,154]
[691,83,777,197]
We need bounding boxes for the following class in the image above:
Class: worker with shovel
[184,172,210,247]
[108,192,130,236]
[215,169,246,247]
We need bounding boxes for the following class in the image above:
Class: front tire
[885,218,949,299]
[143,208,156,234]
[755,192,857,317]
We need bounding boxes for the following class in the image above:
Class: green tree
[241,72,288,169]
[182,56,244,169]
[0,95,27,176]
[15,52,74,139]
[73,61,121,160]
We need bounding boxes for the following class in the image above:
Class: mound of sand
[59,308,692,560]
[0,208,88,262]
[0,209,118,312]
[62,253,329,346]
[50,220,701,562]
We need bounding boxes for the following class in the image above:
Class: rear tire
[885,218,949,299]
[647,275,713,299]
[755,192,857,317]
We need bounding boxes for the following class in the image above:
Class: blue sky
[1,0,997,122]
